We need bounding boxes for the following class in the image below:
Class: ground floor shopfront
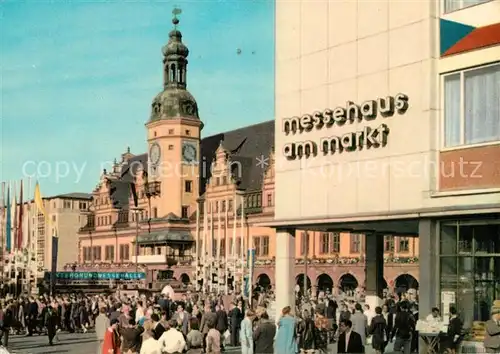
[269,207,500,343]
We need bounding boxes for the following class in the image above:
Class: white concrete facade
[273,0,500,309]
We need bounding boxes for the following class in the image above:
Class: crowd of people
[0,288,470,354]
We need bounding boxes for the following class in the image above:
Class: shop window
[439,220,500,340]
[384,235,395,252]
[443,64,500,147]
[398,237,410,253]
[443,0,491,14]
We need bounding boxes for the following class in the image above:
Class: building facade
[0,191,91,286]
[274,0,499,341]
[75,15,420,294]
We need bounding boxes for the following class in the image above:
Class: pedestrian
[240,310,255,354]
[102,318,121,354]
[45,306,58,346]
[96,307,110,354]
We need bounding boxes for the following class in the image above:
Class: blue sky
[0,0,274,197]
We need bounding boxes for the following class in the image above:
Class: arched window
[170,63,176,82]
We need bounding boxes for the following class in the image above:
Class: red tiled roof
[444,22,500,57]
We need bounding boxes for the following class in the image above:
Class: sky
[0,0,274,197]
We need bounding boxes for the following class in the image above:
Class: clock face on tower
[149,142,161,166]
[182,141,197,163]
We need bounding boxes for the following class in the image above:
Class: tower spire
[161,6,189,89]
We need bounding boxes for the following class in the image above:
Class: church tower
[146,9,203,219]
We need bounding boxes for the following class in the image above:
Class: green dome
[150,87,199,121]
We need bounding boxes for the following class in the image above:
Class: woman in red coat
[102,318,121,354]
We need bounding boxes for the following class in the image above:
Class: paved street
[3,332,393,354]
[4,332,98,354]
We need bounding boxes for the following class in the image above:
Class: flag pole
[202,199,208,295]
[0,181,5,288]
[232,192,237,291]
[224,196,229,295]
[26,177,32,294]
[217,199,221,295]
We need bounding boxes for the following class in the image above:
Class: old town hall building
[75,16,419,295]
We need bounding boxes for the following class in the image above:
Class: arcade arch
[316,273,334,292]
[339,273,358,291]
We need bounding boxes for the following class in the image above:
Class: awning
[136,230,194,245]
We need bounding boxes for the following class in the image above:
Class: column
[418,219,438,319]
[275,228,296,315]
[365,233,384,310]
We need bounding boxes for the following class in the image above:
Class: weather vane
[172,6,182,28]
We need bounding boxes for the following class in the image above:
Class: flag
[17,180,24,250]
[34,182,46,219]
[5,184,11,253]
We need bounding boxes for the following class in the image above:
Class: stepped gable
[199,120,274,195]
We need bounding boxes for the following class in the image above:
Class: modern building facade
[0,192,91,282]
[75,15,420,294]
[274,0,499,342]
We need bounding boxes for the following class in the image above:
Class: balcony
[136,254,194,266]
[136,255,167,264]
[237,191,262,215]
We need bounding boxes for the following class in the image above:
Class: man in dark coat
[229,302,243,347]
[215,305,228,351]
[338,319,364,353]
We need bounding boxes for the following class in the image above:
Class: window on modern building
[384,235,395,252]
[254,236,261,256]
[350,234,361,253]
[331,233,340,253]
[267,193,273,207]
[185,180,193,193]
[443,64,500,147]
[320,233,330,254]
[398,237,410,252]
[300,232,310,256]
[168,145,174,150]
[119,244,130,260]
[443,0,491,14]
[440,221,500,337]
[181,206,189,219]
